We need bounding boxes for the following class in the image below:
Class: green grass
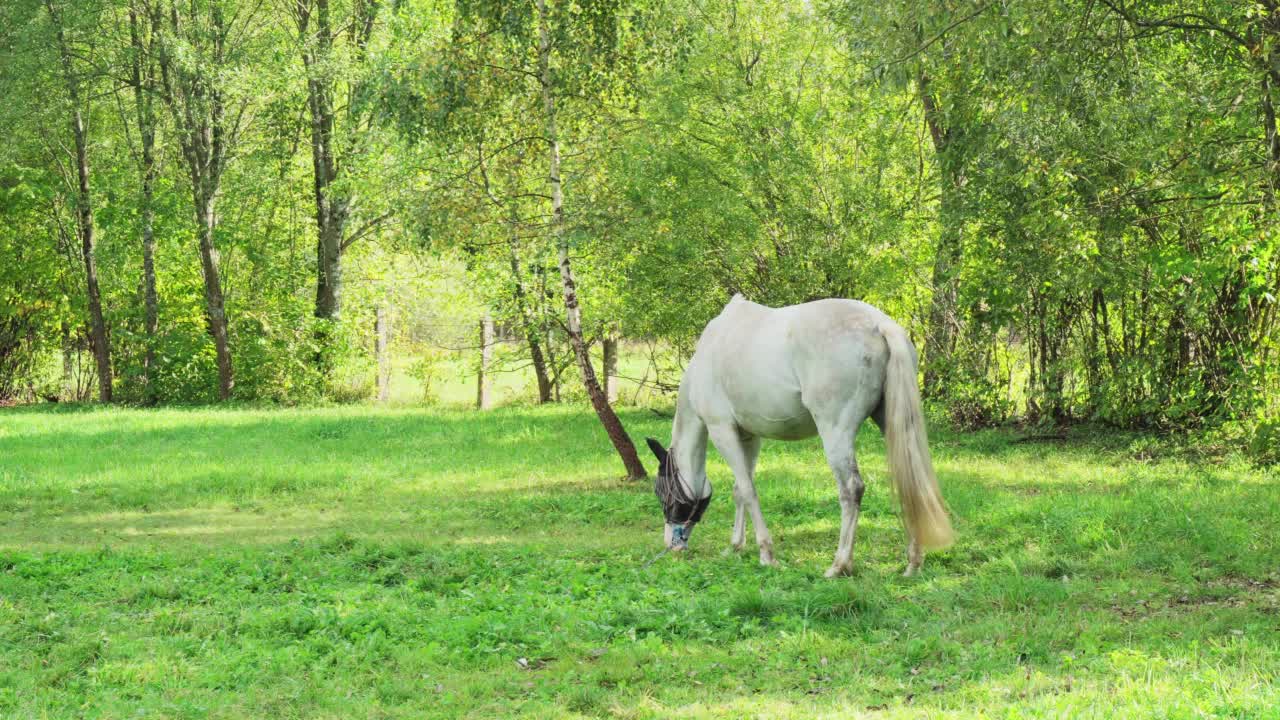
[1,404,1277,719]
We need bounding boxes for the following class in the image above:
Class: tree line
[2,0,1277,470]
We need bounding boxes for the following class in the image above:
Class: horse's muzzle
[667,523,693,551]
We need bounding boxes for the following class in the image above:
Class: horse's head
[646,437,711,551]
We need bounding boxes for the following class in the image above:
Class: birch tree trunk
[536,0,646,479]
[603,330,619,405]
[506,206,552,404]
[51,2,112,403]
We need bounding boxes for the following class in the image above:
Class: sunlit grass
[0,404,1277,718]
[378,343,661,408]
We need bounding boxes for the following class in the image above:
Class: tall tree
[155,0,253,400]
[534,0,645,478]
[1098,0,1280,395]
[915,61,965,395]
[48,0,113,403]
[125,0,161,402]
[476,138,556,403]
[290,0,385,373]
[422,0,648,475]
[828,0,1002,397]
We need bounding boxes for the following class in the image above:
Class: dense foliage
[1,0,1276,434]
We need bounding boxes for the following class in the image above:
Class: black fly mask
[646,437,711,544]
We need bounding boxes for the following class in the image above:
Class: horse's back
[783,300,893,420]
[692,297,894,439]
[690,297,809,437]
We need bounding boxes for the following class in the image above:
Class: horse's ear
[645,437,667,461]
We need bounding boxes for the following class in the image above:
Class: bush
[0,314,45,402]
[330,369,376,403]
[1247,417,1280,466]
[406,349,447,404]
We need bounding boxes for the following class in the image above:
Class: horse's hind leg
[904,535,923,577]
[709,427,774,566]
[817,419,865,578]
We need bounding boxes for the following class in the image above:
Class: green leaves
[0,0,1275,421]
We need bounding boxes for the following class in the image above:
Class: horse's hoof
[824,564,852,578]
[759,554,778,567]
[903,565,920,577]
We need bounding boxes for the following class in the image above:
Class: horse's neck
[672,393,710,499]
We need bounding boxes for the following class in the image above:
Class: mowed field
[0,405,1277,719]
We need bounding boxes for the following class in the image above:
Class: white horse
[646,295,953,577]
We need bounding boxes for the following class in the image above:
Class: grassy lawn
[0,404,1277,719]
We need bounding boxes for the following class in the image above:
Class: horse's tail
[879,322,954,550]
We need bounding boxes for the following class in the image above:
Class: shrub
[1247,417,1280,466]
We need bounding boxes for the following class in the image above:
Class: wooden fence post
[477,313,494,410]
[376,306,390,402]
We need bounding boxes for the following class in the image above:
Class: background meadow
[2,404,1277,718]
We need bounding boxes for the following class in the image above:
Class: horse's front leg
[730,434,759,553]
[711,428,772,564]
[730,502,746,552]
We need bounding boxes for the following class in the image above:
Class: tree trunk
[61,321,74,400]
[375,305,390,402]
[534,257,564,402]
[139,153,158,402]
[52,4,112,403]
[506,214,554,403]
[1257,21,1280,356]
[195,191,234,400]
[129,5,159,403]
[314,221,346,322]
[306,48,348,379]
[307,49,348,333]
[477,312,493,410]
[917,68,963,397]
[313,217,346,378]
[537,0,646,479]
[72,108,112,403]
[603,329,619,404]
